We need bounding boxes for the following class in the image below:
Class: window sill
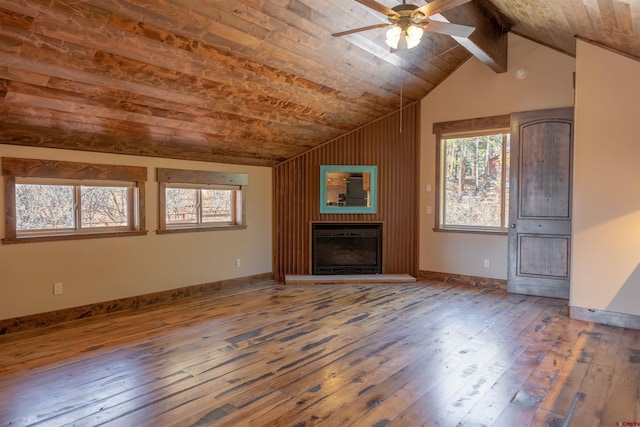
[433,227,508,236]
[2,230,148,244]
[157,225,248,234]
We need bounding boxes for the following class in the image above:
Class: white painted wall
[572,40,640,317]
[419,34,576,279]
[0,146,272,320]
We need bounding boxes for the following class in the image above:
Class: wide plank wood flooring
[0,280,638,426]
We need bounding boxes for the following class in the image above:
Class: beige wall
[0,146,272,320]
[5,35,637,322]
[419,34,576,279]
[572,40,640,317]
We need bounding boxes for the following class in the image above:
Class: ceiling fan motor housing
[389,4,426,27]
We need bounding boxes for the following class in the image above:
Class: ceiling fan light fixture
[333,1,475,51]
[405,25,424,48]
[385,25,402,49]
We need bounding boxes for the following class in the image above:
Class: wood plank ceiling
[0,0,638,167]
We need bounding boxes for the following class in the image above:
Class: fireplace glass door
[312,223,382,275]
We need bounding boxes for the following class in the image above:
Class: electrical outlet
[53,282,63,295]
[235,258,241,268]
[483,259,491,268]
[427,206,432,214]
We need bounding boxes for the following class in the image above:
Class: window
[157,168,247,233]
[165,186,236,226]
[3,158,147,243]
[433,115,510,233]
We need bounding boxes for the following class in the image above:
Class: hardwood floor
[0,280,638,426]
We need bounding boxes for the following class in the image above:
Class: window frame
[157,168,247,234]
[433,114,510,235]
[2,157,147,244]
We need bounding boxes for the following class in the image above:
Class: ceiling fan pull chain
[400,54,403,133]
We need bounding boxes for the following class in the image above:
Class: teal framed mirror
[320,165,377,214]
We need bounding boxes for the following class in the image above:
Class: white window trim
[16,183,137,235]
[165,184,238,228]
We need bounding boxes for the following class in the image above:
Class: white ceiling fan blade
[421,20,475,38]
[414,0,472,18]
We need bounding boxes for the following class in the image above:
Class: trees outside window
[16,182,132,231]
[3,158,146,243]
[16,183,75,231]
[80,186,130,228]
[165,187,235,227]
[441,132,510,230]
[433,115,510,233]
[157,168,247,233]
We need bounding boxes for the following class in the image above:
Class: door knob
[510,224,516,228]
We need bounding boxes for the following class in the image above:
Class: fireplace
[312,223,382,275]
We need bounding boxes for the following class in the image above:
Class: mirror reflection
[319,165,377,214]
[325,171,370,207]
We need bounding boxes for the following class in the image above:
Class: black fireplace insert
[312,223,382,275]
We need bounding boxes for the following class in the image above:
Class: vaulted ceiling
[0,0,638,167]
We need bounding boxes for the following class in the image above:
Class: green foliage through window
[441,132,510,230]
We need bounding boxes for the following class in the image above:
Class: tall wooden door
[507,108,574,299]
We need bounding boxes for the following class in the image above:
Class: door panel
[518,235,570,278]
[508,108,574,299]
[520,122,572,218]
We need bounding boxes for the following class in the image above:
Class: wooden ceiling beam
[436,2,509,73]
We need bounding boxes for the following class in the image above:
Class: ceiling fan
[332,0,475,49]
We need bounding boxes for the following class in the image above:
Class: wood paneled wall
[273,102,420,281]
